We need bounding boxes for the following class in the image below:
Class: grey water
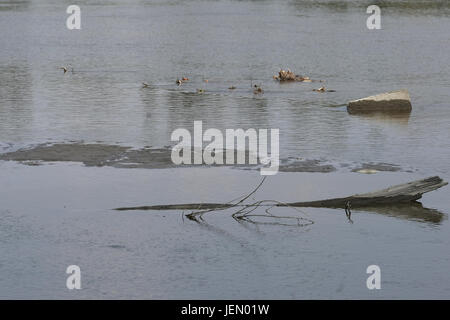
[1,0,450,299]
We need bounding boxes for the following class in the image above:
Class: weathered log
[114,203,233,211]
[284,176,447,208]
[347,89,412,114]
[114,176,447,211]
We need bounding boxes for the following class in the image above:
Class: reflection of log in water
[358,203,444,224]
[114,176,447,225]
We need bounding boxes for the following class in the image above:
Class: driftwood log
[284,176,447,208]
[114,176,447,211]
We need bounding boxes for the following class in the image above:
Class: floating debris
[196,88,205,94]
[273,69,310,82]
[313,86,326,92]
[253,85,263,94]
[228,86,236,90]
[142,82,150,88]
[176,77,189,85]
[355,169,379,174]
[313,86,335,93]
[59,65,73,74]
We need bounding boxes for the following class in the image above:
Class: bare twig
[185,176,267,222]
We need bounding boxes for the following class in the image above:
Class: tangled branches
[185,177,314,228]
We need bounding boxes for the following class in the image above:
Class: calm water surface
[1,0,450,298]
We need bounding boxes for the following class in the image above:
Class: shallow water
[1,0,450,298]
[1,162,449,299]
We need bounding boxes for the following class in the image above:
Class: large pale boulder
[347,90,412,114]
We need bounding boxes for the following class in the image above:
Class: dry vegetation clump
[273,69,311,82]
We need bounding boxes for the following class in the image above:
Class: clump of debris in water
[273,69,312,82]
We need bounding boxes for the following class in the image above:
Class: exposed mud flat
[0,143,409,173]
[351,162,402,173]
[278,158,336,173]
[0,143,175,169]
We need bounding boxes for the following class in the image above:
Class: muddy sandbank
[0,143,407,173]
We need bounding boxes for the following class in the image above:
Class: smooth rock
[347,89,412,114]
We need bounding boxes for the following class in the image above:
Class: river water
[0,0,449,299]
